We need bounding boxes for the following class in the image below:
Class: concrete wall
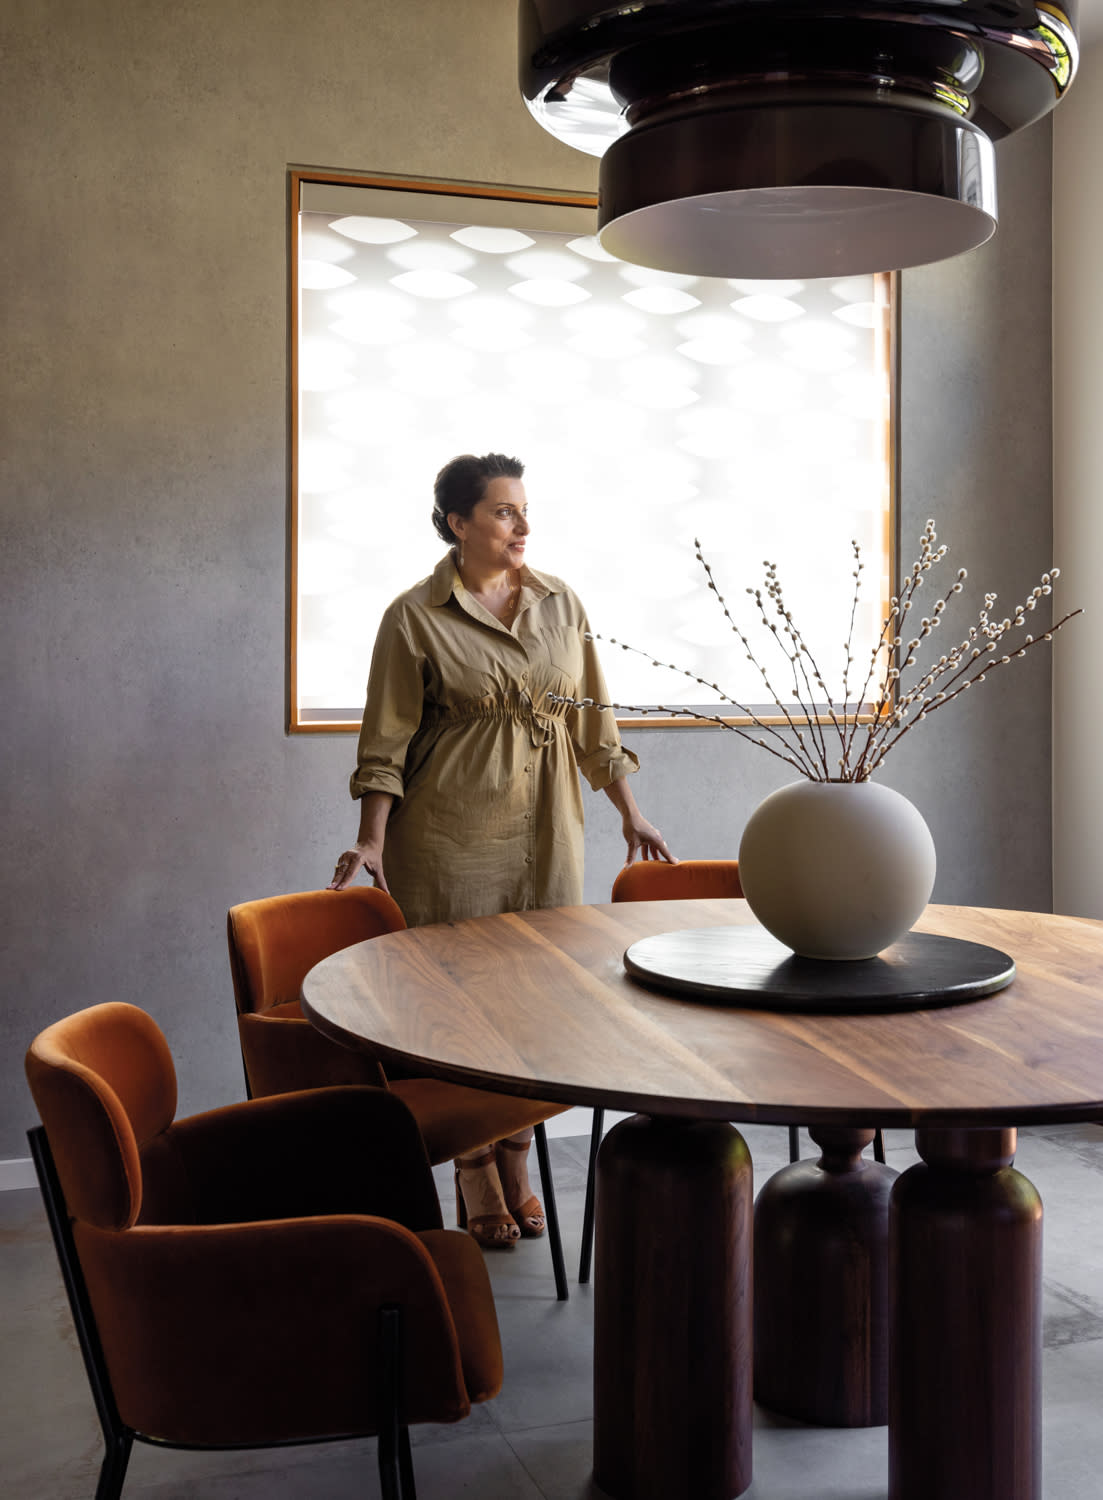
[1,0,1055,1160]
[1053,41,1103,919]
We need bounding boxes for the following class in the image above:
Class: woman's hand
[621,811,675,865]
[328,843,389,892]
[329,792,395,892]
[602,776,676,864]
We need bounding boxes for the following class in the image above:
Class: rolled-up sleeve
[348,605,425,802]
[569,616,640,792]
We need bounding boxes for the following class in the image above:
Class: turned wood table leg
[890,1126,1043,1500]
[593,1114,753,1500]
[754,1125,897,1427]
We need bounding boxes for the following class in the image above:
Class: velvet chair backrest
[25,1001,176,1230]
[611,859,743,903]
[227,887,406,1017]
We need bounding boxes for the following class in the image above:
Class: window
[291,171,894,731]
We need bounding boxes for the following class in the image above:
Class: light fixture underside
[519,1,1077,276]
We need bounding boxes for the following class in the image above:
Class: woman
[330,452,674,1246]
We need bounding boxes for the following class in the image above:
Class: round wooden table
[302,898,1103,1500]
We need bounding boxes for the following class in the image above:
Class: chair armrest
[75,1214,487,1443]
[140,1086,443,1231]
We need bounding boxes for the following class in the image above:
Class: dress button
[524,764,532,774]
[525,855,533,864]
[520,672,527,682]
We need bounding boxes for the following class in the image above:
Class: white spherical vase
[737,779,936,961]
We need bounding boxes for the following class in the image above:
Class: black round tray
[623,926,1015,1013]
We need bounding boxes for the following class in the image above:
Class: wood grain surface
[300,900,1103,1128]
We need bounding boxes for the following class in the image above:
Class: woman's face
[450,477,530,573]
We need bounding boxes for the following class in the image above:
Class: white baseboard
[0,1158,37,1191]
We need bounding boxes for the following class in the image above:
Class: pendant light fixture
[519,1,1079,277]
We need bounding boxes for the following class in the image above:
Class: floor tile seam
[1043,1274,1103,1316]
[1044,1328,1103,1350]
[1015,1134,1103,1159]
[1059,1148,1103,1173]
[501,1419,594,1498]
[491,1410,595,1441]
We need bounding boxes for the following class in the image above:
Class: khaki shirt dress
[350,554,639,927]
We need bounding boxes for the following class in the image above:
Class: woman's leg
[455,1146,520,1248]
[496,1128,546,1237]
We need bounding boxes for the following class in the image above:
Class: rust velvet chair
[26,1001,502,1500]
[595,860,887,1279]
[611,859,746,905]
[227,887,570,1298]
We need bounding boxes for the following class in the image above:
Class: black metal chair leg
[94,1435,133,1500]
[398,1423,416,1499]
[579,1107,604,1284]
[379,1440,400,1500]
[378,1305,412,1500]
[873,1128,886,1163]
[533,1123,568,1301]
[29,1129,138,1500]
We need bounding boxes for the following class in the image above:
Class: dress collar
[429,552,565,607]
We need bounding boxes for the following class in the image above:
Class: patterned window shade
[291,174,894,730]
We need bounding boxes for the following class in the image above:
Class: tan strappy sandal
[455,1149,520,1249]
[495,1137,546,1239]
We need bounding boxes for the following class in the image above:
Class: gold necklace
[461,568,520,622]
[499,581,520,624]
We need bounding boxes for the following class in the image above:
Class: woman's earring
[458,542,465,570]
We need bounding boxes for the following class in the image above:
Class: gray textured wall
[1053,40,1103,919]
[1,1,1053,1159]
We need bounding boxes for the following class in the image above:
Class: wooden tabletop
[300,899,1103,1128]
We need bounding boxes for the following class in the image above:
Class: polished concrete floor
[5,1122,1103,1499]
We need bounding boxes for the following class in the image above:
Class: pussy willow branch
[694,544,816,760]
[693,543,829,776]
[852,522,949,775]
[750,579,834,774]
[853,567,1066,779]
[761,562,848,773]
[547,692,816,777]
[840,540,863,756]
[580,631,823,778]
[750,567,836,774]
[571,526,1079,781]
[847,527,942,737]
[855,613,981,779]
[861,609,1082,776]
[845,594,904,768]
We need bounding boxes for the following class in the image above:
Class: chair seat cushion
[389,1079,568,1165]
[238,1011,385,1095]
[262,999,306,1020]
